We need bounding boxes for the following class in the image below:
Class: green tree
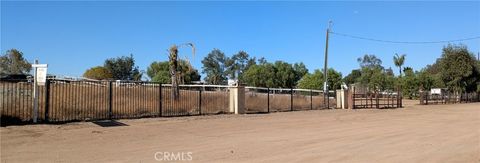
[202,49,227,85]
[242,59,277,88]
[417,70,435,91]
[225,51,255,82]
[357,54,389,91]
[297,69,324,90]
[356,54,402,92]
[401,68,418,99]
[274,61,296,88]
[438,44,479,93]
[242,59,312,88]
[393,53,406,76]
[293,62,308,82]
[83,66,113,80]
[0,49,32,76]
[357,54,383,69]
[327,68,343,90]
[147,61,169,80]
[297,68,342,90]
[359,67,386,91]
[242,64,263,87]
[343,69,361,85]
[152,71,171,84]
[104,54,141,81]
[147,60,200,84]
[385,67,394,76]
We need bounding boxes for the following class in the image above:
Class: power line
[329,31,480,44]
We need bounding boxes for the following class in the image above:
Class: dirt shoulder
[1,103,479,163]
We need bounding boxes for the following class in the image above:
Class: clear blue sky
[2,1,480,79]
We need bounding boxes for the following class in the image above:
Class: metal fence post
[352,87,355,109]
[267,88,270,113]
[310,89,313,110]
[199,89,202,115]
[108,81,113,119]
[425,92,428,105]
[290,88,293,111]
[44,79,50,122]
[159,84,162,117]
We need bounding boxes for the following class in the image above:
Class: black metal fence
[0,79,232,125]
[419,92,480,105]
[244,87,336,113]
[1,79,334,125]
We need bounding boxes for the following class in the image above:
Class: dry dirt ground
[1,101,479,163]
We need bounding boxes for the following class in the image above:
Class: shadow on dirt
[92,120,128,127]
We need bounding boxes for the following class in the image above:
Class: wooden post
[348,86,355,109]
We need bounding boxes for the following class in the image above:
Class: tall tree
[438,44,479,93]
[167,43,195,100]
[327,68,343,90]
[293,62,308,82]
[0,49,32,76]
[242,62,277,87]
[417,70,435,91]
[147,60,200,84]
[359,66,387,91]
[104,54,141,81]
[225,51,253,80]
[297,69,324,90]
[393,53,406,76]
[243,59,311,88]
[343,69,362,85]
[401,68,418,99]
[297,68,341,90]
[274,61,296,88]
[385,67,395,76]
[357,54,383,69]
[202,49,227,85]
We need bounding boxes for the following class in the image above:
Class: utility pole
[323,21,332,109]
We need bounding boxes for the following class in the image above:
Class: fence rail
[1,80,334,125]
[244,87,335,113]
[350,86,402,109]
[419,92,480,105]
[352,93,402,109]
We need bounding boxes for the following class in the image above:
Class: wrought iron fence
[1,79,335,125]
[244,87,336,113]
[0,80,231,125]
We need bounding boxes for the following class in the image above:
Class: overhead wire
[329,31,480,44]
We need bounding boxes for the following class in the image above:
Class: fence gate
[349,86,402,109]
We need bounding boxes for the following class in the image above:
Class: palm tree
[393,53,406,76]
[168,43,195,100]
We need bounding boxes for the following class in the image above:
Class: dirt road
[1,102,479,162]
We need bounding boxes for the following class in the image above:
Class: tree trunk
[170,67,179,100]
[399,66,402,76]
[169,46,180,100]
